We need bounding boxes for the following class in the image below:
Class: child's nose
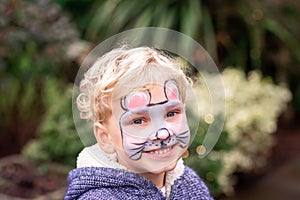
[156,128,171,140]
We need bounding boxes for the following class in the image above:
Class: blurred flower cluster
[222,69,291,143]
[185,68,292,196]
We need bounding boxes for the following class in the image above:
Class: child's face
[108,80,190,173]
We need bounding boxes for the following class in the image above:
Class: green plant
[184,68,292,196]
[56,0,300,115]
[71,0,217,60]
[0,0,79,154]
[77,0,300,113]
[22,79,83,167]
[53,0,95,37]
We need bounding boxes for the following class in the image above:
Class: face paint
[119,80,190,160]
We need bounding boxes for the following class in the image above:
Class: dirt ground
[0,155,69,199]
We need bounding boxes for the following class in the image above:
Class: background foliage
[1,0,299,198]
[0,0,78,156]
[22,79,83,167]
[184,68,291,195]
[56,0,300,113]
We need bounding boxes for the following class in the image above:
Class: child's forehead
[112,77,183,114]
[128,84,167,105]
[124,82,167,97]
[121,80,180,109]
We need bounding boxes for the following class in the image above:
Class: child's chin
[147,159,178,174]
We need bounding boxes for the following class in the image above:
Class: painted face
[112,80,190,173]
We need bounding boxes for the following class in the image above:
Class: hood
[65,166,166,199]
[65,144,185,199]
[76,143,126,169]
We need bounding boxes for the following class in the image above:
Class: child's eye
[132,117,150,126]
[166,112,176,117]
[166,108,182,119]
[133,118,144,124]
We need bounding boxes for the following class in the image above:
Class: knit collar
[76,144,185,198]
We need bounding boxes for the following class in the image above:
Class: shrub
[0,0,79,153]
[184,68,292,196]
[22,79,83,167]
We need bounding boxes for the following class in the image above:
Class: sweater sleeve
[170,166,214,200]
[78,189,118,200]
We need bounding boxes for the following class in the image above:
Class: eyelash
[166,109,181,118]
[133,118,144,124]
[166,111,175,117]
[131,117,149,125]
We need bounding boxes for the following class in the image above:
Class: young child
[65,46,213,199]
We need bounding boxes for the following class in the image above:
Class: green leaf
[263,18,300,63]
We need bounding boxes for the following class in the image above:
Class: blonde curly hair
[76,45,191,122]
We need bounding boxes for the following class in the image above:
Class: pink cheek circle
[127,92,149,109]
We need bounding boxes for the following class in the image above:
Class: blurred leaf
[263,18,300,63]
[22,79,83,167]
[202,5,217,61]
[157,7,175,28]
[248,25,263,69]
[0,0,80,156]
[135,5,153,28]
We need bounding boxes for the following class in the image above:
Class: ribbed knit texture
[64,166,213,200]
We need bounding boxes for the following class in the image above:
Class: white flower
[193,68,292,195]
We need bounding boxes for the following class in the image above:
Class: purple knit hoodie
[64,166,213,200]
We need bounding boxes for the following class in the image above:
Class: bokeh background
[0,0,299,199]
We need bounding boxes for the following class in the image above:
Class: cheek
[171,123,181,132]
[122,125,151,138]
[107,120,123,147]
[120,117,153,138]
[168,115,186,131]
[123,134,146,144]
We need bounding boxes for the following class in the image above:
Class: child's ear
[94,122,115,154]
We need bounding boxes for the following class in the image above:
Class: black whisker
[177,130,189,136]
[176,135,189,139]
[130,149,144,159]
[131,141,146,145]
[176,138,188,144]
[130,146,145,151]
[179,144,188,148]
